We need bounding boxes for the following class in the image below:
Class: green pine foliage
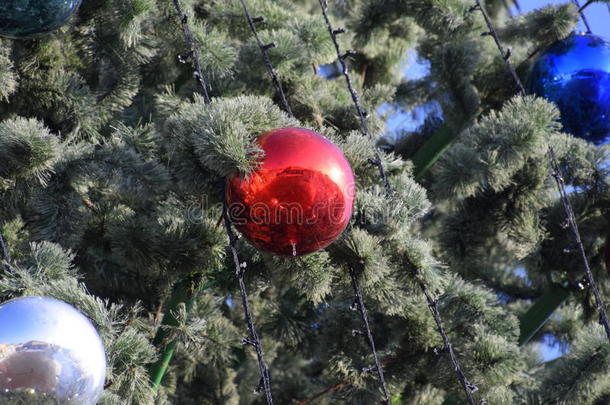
[0,0,609,404]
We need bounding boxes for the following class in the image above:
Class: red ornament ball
[226,127,356,256]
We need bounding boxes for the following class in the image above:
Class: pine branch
[295,358,398,405]
[0,230,10,273]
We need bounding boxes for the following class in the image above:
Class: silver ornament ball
[0,296,106,404]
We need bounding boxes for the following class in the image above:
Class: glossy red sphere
[226,127,355,256]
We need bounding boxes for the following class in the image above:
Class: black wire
[317,0,392,196]
[349,268,390,404]
[512,0,521,13]
[419,282,477,404]
[475,2,525,95]
[0,231,11,273]
[316,3,393,403]
[549,150,610,341]
[223,207,274,404]
[318,2,484,404]
[571,0,592,34]
[172,0,211,103]
[319,2,393,397]
[239,0,294,118]
[473,0,610,343]
[171,1,274,401]
[318,2,482,404]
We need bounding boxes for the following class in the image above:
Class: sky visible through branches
[384,0,610,137]
[379,0,610,362]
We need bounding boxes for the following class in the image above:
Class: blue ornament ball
[0,0,82,39]
[0,296,106,404]
[527,33,610,146]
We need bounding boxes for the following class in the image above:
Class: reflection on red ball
[226,127,355,256]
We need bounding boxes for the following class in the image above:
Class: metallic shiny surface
[0,0,82,38]
[527,33,610,145]
[227,127,355,256]
[0,296,106,404]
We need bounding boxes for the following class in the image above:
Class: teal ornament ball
[0,0,82,38]
[527,33,610,146]
[0,296,106,404]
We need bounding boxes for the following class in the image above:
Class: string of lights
[171,1,275,402]
[172,0,211,103]
[317,1,479,404]
[238,0,294,118]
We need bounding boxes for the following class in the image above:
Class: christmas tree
[1,0,610,404]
